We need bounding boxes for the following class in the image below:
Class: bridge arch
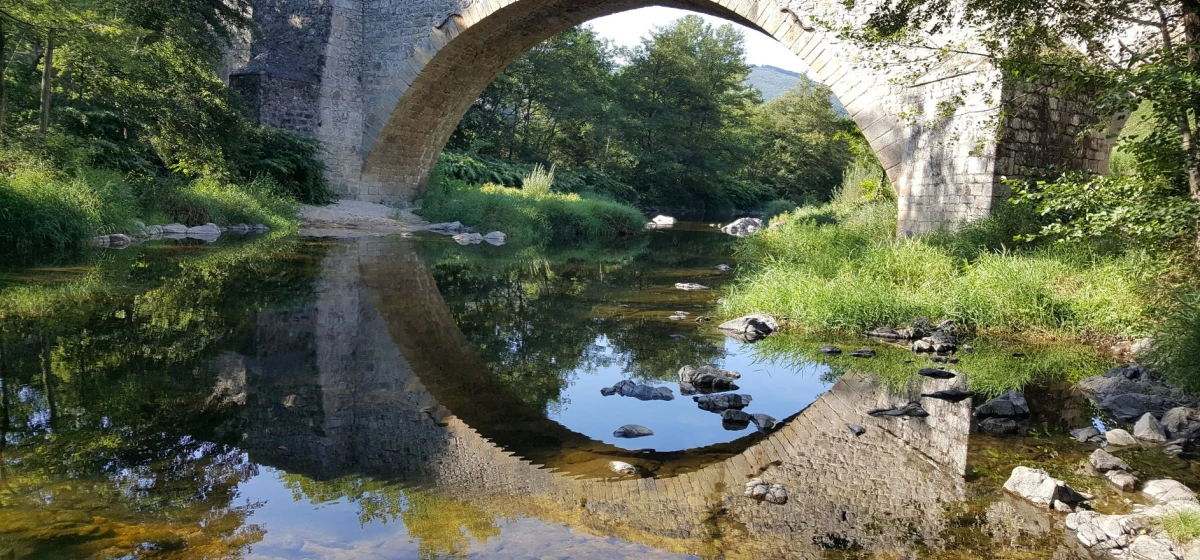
[234,0,1117,234]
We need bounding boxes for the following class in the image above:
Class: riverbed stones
[1143,479,1198,504]
[675,283,710,291]
[750,413,777,432]
[867,402,929,418]
[818,345,843,356]
[1162,407,1200,440]
[1089,449,1131,473]
[186,223,221,236]
[1135,412,1168,443]
[1003,466,1087,511]
[974,391,1030,419]
[718,314,778,343]
[721,218,764,237]
[1067,502,1200,558]
[613,424,654,438]
[744,478,788,504]
[1077,364,1199,422]
[1106,429,1139,447]
[1105,470,1138,492]
[911,330,958,354]
[694,393,753,412]
[678,365,740,395]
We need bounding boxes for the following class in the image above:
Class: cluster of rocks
[1067,479,1200,559]
[91,221,269,249]
[974,390,1030,435]
[600,380,674,401]
[425,221,508,246]
[744,478,788,505]
[864,318,960,355]
[1074,364,1200,457]
[720,217,764,237]
[678,365,740,395]
[1088,448,1138,492]
[678,365,776,433]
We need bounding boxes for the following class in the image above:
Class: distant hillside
[746,65,848,116]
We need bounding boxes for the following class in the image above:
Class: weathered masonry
[232,0,1116,235]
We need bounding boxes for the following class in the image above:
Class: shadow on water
[0,228,1161,559]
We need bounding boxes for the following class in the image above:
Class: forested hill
[747,66,848,115]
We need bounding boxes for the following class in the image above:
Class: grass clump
[722,195,1154,339]
[1159,510,1200,544]
[417,175,646,245]
[522,164,555,197]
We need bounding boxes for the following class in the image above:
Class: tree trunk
[39,29,54,134]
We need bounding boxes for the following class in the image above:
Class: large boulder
[721,409,752,430]
[1077,364,1198,422]
[974,391,1030,419]
[652,215,677,227]
[1003,466,1087,511]
[483,231,507,246]
[1143,479,1199,505]
[721,217,764,237]
[718,314,779,343]
[1106,428,1139,447]
[694,393,753,412]
[678,365,741,395]
[1161,407,1200,440]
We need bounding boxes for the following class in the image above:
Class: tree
[745,80,854,203]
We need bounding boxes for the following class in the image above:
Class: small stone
[453,232,484,245]
[1134,412,1168,443]
[613,424,654,438]
[675,283,710,291]
[652,215,677,226]
[1003,466,1086,509]
[715,264,733,272]
[846,423,866,436]
[1071,426,1103,443]
[1106,429,1138,447]
[721,409,752,430]
[721,217,764,237]
[1089,449,1131,473]
[483,231,507,246]
[717,314,778,343]
[818,345,843,356]
[1143,479,1198,504]
[849,349,876,358]
[765,484,788,505]
[1105,470,1137,492]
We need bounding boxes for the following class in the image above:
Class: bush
[1144,296,1200,392]
[436,150,641,204]
[763,199,797,221]
[0,167,140,251]
[723,198,1153,338]
[229,127,336,205]
[523,164,555,196]
[417,175,645,244]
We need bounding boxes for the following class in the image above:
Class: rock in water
[675,283,710,291]
[715,264,734,272]
[483,231,507,246]
[652,215,677,226]
[1134,412,1167,442]
[1003,466,1087,510]
[974,391,1029,419]
[609,461,637,476]
[921,389,975,403]
[818,345,843,356]
[678,365,740,394]
[161,223,187,234]
[721,218,764,237]
[1088,449,1130,473]
[1105,470,1137,492]
[1070,426,1104,443]
[864,326,910,340]
[718,314,779,343]
[978,418,1019,435]
[694,393,753,412]
[1143,479,1198,505]
[613,424,654,438]
[1105,428,1138,447]
[750,413,777,432]
[918,368,956,380]
[601,380,673,401]
[867,402,929,418]
[846,423,866,436]
[849,349,876,358]
[721,409,752,430]
[427,221,464,234]
[453,232,484,245]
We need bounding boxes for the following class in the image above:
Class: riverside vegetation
[0,0,333,254]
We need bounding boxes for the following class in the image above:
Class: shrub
[523,164,555,196]
[1159,510,1200,545]
[1144,295,1200,392]
[0,167,139,251]
[229,127,336,205]
[763,199,797,221]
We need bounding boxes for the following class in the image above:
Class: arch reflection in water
[239,236,975,558]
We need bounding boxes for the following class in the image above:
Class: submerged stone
[613,424,654,438]
[694,393,753,412]
[921,389,974,403]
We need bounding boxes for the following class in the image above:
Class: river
[0,224,1194,559]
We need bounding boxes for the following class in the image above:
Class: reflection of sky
[242,468,694,560]
[550,336,833,451]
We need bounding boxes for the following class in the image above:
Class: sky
[587,7,811,75]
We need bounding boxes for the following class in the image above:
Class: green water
[0,227,1192,559]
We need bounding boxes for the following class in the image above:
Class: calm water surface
[0,225,1195,559]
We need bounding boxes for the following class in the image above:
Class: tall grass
[0,166,299,252]
[417,175,645,244]
[722,198,1154,338]
[522,164,555,196]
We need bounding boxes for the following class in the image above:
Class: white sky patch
[587,7,812,76]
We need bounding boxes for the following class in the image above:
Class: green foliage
[724,198,1154,338]
[1144,296,1200,392]
[763,199,798,221]
[1159,510,1200,545]
[228,127,335,205]
[417,175,646,245]
[746,82,855,202]
[436,150,639,203]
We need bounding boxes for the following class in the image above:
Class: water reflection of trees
[419,230,736,412]
[0,237,322,558]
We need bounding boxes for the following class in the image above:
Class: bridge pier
[232,0,1116,235]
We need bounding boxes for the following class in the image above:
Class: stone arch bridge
[232,0,1116,235]
[221,237,1089,558]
